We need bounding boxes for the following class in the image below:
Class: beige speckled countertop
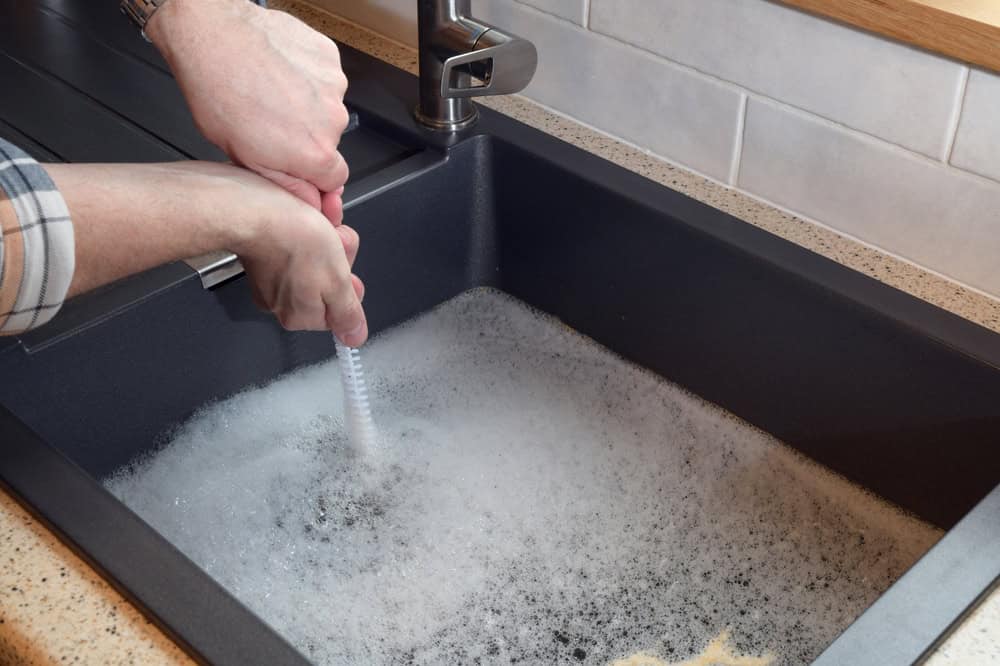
[1,2,998,664]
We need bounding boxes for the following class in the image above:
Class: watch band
[120,0,169,38]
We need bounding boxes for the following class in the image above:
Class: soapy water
[107,289,941,665]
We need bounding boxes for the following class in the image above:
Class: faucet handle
[440,28,538,99]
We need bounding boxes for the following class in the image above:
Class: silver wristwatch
[120,0,169,40]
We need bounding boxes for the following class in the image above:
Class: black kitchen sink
[0,2,998,665]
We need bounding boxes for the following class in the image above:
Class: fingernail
[341,322,366,346]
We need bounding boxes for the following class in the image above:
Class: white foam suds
[107,289,941,665]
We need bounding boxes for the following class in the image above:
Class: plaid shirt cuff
[0,138,74,335]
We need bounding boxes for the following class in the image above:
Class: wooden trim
[779,0,1000,72]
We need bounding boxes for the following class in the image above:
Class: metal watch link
[120,0,169,41]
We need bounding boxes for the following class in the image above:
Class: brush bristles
[335,338,377,449]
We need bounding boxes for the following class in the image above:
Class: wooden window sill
[779,0,1000,72]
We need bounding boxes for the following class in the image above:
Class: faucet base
[414,104,479,132]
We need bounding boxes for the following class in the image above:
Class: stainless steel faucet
[415,0,538,131]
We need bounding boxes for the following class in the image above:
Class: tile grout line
[512,94,727,181]
[728,93,749,186]
[509,0,749,96]
[745,90,1000,190]
[509,0,588,27]
[942,66,971,164]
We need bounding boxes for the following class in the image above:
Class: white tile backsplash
[515,0,585,25]
[950,68,1000,182]
[304,0,1000,300]
[740,97,1000,295]
[589,0,964,159]
[477,1,744,181]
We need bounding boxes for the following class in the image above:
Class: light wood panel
[780,0,1000,72]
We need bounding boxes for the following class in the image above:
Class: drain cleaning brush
[334,336,377,451]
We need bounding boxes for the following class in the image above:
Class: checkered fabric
[0,139,74,335]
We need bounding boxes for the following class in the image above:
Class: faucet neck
[418,0,470,23]
[415,0,538,131]
[416,0,479,130]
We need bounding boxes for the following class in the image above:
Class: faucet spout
[416,0,538,131]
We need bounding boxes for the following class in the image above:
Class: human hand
[215,164,368,346]
[146,0,350,222]
[47,160,367,346]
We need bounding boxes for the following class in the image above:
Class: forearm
[45,162,254,297]
[13,155,366,344]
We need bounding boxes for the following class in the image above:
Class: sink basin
[1,3,998,664]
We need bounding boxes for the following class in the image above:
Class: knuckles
[328,71,349,100]
[337,225,360,259]
[330,102,350,136]
[306,139,341,173]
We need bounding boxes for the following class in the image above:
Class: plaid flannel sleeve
[0,138,74,335]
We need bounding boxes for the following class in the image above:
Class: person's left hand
[146,0,350,223]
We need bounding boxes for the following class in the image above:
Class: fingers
[295,144,349,197]
[254,167,322,210]
[276,302,329,332]
[335,224,359,267]
[267,244,365,346]
[325,284,368,347]
[285,101,350,195]
[257,152,348,225]
[324,219,367,346]
[351,274,365,302]
[298,99,351,193]
[321,186,344,225]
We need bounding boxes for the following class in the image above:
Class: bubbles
[106,288,940,665]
